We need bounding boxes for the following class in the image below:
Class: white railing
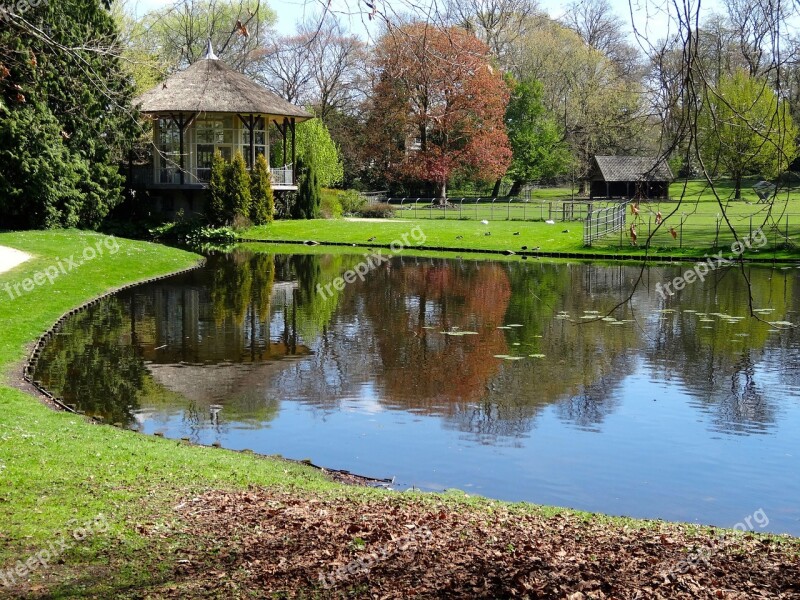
[270,165,293,186]
[584,201,629,246]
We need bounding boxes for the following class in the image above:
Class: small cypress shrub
[225,151,252,222]
[250,154,274,224]
[207,150,227,226]
[293,154,321,219]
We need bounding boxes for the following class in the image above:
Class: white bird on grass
[480,219,489,225]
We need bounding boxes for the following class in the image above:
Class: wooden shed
[588,156,673,200]
[130,42,312,213]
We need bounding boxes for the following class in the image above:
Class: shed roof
[592,156,673,182]
[135,54,312,120]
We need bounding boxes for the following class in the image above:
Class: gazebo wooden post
[282,117,288,166]
[170,112,197,185]
[290,117,296,186]
[238,113,257,170]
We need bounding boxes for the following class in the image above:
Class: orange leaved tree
[369,24,512,200]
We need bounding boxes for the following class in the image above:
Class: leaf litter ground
[150,487,800,599]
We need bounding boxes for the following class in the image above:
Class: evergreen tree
[225,152,252,222]
[0,0,138,229]
[207,151,227,225]
[293,155,321,219]
[250,154,274,225]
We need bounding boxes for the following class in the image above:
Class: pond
[33,249,800,535]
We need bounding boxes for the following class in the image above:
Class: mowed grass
[243,218,585,254]
[244,178,800,258]
[0,231,344,596]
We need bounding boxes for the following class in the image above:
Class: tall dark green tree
[0,0,138,229]
[292,155,321,219]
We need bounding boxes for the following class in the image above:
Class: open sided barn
[589,156,673,200]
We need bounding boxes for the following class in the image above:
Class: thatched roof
[591,156,673,182]
[136,51,312,120]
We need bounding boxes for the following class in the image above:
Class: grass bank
[0,231,344,597]
[241,217,800,262]
[0,231,797,598]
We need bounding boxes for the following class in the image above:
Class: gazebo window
[195,117,237,182]
[157,118,181,184]
[242,116,267,168]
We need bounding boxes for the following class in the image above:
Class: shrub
[184,225,238,245]
[225,152,252,221]
[321,188,343,219]
[356,203,397,218]
[292,155,321,219]
[338,189,366,215]
[207,151,228,226]
[250,154,274,224]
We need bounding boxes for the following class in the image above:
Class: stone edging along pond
[22,259,207,419]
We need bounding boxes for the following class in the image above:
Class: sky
[130,0,719,46]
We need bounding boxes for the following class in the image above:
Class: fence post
[680,215,684,249]
[715,217,720,247]
[507,198,511,220]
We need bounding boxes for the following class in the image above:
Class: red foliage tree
[370,24,512,199]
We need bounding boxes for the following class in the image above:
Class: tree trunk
[508,180,523,197]
[491,178,502,198]
[734,173,742,200]
[436,180,447,204]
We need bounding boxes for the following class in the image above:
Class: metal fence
[589,209,800,251]
[584,201,629,246]
[387,197,593,222]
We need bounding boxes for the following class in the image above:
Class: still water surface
[35,251,800,534]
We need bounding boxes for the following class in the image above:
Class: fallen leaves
[144,488,800,599]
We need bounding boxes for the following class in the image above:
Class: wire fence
[590,207,800,251]
[387,197,596,222]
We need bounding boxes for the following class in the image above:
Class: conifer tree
[250,154,274,224]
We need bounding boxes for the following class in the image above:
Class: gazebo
[131,42,312,212]
[588,156,673,200]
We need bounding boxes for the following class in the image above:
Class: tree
[293,155,321,219]
[225,151,252,220]
[294,116,344,188]
[444,0,540,68]
[299,16,366,120]
[122,0,276,76]
[252,33,312,105]
[511,18,647,190]
[0,0,138,229]
[504,78,572,194]
[371,24,512,199]
[699,69,797,199]
[250,154,274,224]
[207,150,228,225]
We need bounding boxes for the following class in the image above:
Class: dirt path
[153,488,800,599]
[0,245,31,274]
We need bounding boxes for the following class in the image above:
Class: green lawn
[244,178,800,259]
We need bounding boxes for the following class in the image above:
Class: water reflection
[36,251,800,436]
[33,249,800,533]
